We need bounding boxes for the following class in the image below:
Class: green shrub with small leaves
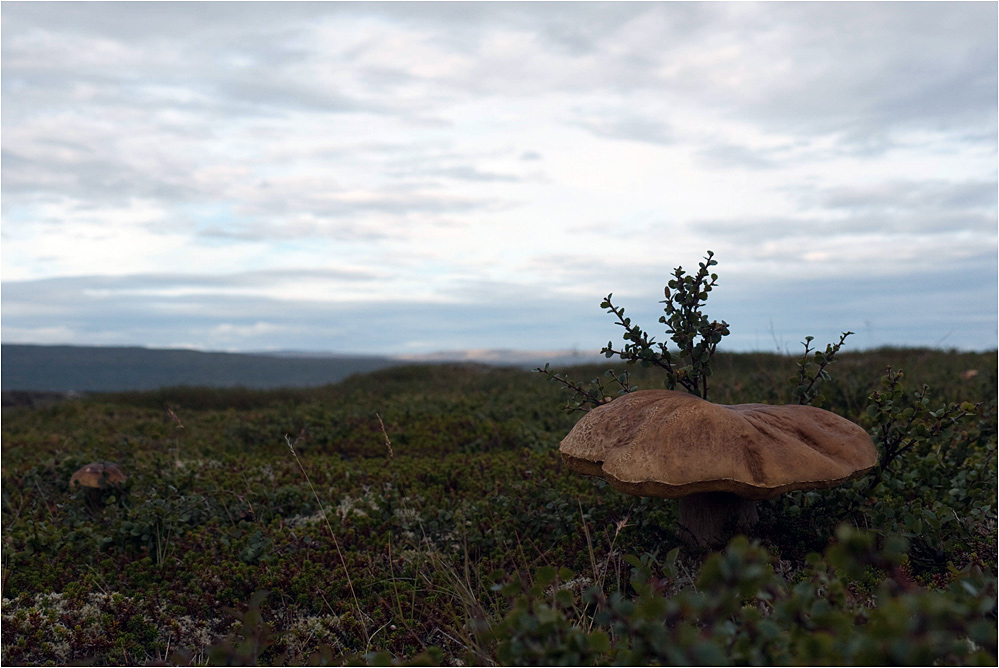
[481,528,996,666]
[791,332,853,406]
[539,250,731,408]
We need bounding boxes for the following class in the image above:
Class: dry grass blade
[578,500,598,587]
[376,412,394,458]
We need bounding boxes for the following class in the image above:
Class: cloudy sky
[2,2,997,357]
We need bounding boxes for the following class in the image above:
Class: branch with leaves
[537,251,729,410]
[602,251,729,400]
[536,364,635,413]
[791,331,853,406]
[863,366,980,487]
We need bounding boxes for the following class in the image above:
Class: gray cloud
[2,3,994,355]
[5,2,993,190]
[702,3,997,150]
[1,271,597,352]
[382,148,537,184]
[690,178,998,244]
[712,253,999,353]
[570,111,673,145]
[813,180,998,215]
[8,2,992,133]
[4,254,995,353]
[694,142,786,171]
[421,166,525,183]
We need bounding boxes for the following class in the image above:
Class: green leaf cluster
[601,250,730,400]
[790,332,852,407]
[482,530,996,666]
[538,251,730,409]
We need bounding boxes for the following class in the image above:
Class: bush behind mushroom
[544,252,892,547]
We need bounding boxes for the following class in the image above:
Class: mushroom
[559,390,878,547]
[70,462,127,490]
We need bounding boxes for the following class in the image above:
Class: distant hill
[395,348,602,369]
[1,344,400,393]
[0,344,602,394]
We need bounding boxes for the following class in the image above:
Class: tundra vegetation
[2,255,996,666]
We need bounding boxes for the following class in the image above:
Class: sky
[2,1,997,357]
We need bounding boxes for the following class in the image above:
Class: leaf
[588,630,612,653]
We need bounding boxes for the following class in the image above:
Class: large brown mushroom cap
[560,390,877,501]
[70,462,127,489]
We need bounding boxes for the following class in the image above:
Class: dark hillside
[1,344,400,392]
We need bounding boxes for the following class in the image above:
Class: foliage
[1,350,996,665]
[539,251,730,408]
[864,366,981,477]
[790,332,853,407]
[535,366,635,414]
[483,529,996,666]
[600,250,730,399]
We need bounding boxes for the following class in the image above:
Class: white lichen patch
[1,590,233,665]
[287,505,335,527]
[277,609,347,660]
[556,575,594,595]
[393,506,421,526]
[335,485,382,520]
[173,457,224,471]
[159,612,224,656]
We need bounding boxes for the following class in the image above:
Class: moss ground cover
[2,350,996,666]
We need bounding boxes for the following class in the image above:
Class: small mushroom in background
[559,390,878,548]
[70,462,128,490]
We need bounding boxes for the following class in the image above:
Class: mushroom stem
[677,492,758,548]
